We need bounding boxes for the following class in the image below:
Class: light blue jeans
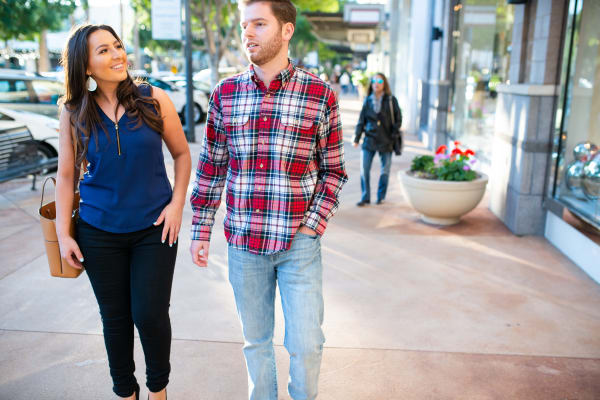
[360,149,393,203]
[228,232,324,400]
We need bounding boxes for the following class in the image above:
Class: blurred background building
[386,0,599,280]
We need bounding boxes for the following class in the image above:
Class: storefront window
[448,0,514,164]
[553,0,600,228]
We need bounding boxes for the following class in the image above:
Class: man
[189,0,347,399]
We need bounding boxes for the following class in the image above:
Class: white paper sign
[152,0,182,40]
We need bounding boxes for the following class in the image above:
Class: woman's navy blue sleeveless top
[79,84,172,233]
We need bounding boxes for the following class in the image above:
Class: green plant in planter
[409,142,478,181]
[351,70,370,91]
[410,155,435,179]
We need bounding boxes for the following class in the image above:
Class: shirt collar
[249,59,295,88]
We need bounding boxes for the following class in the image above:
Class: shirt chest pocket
[224,114,254,154]
[279,114,316,155]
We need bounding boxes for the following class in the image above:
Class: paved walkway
[1,96,599,399]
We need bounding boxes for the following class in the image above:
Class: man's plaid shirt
[190,62,347,255]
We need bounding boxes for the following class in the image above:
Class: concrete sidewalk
[1,96,599,399]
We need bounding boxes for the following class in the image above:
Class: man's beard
[247,32,283,66]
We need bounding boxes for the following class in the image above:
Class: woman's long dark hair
[367,72,392,97]
[59,24,163,163]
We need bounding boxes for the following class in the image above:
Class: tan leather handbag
[39,127,85,278]
[39,177,83,278]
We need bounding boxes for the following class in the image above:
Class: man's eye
[116,44,123,49]
[99,49,107,54]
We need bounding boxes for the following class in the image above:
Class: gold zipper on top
[115,123,122,156]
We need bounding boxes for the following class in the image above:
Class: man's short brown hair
[239,0,297,27]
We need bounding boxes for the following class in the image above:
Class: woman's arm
[56,107,84,268]
[152,86,192,246]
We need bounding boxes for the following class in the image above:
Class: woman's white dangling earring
[87,76,97,92]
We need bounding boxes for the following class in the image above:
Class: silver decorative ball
[582,159,600,200]
[565,161,584,191]
[573,141,599,162]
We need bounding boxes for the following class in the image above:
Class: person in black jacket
[353,72,402,206]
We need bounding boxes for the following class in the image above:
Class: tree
[291,0,339,66]
[0,0,76,71]
[37,0,77,71]
[0,1,39,43]
[289,14,318,64]
[191,0,239,88]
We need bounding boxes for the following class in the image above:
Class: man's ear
[282,22,295,41]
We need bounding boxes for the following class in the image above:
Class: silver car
[0,69,64,119]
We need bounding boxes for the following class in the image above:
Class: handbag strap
[389,96,395,126]
[40,177,56,209]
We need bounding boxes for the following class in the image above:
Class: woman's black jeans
[77,218,177,398]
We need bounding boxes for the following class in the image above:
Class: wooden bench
[0,125,58,190]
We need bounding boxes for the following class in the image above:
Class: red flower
[451,148,463,156]
[436,145,447,155]
[465,149,475,156]
[454,140,461,147]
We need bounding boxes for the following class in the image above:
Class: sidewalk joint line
[1,328,599,362]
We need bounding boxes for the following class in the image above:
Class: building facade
[391,0,599,282]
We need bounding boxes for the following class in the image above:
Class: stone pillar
[489,0,566,235]
[421,0,452,150]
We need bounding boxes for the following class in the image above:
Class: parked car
[131,71,208,124]
[161,75,212,96]
[0,106,60,172]
[0,69,64,119]
[192,67,242,92]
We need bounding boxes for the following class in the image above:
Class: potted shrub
[398,142,489,225]
[351,70,370,101]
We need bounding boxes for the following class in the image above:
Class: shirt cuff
[302,212,327,236]
[191,223,213,242]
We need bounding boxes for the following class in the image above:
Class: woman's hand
[352,142,359,148]
[154,202,183,246]
[58,235,84,269]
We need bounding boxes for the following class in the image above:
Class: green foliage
[351,70,370,89]
[295,0,339,12]
[0,0,76,41]
[410,144,479,181]
[289,14,317,61]
[410,155,434,173]
[431,157,477,181]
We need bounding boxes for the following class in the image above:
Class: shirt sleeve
[302,88,348,235]
[189,84,229,241]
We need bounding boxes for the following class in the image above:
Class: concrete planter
[398,170,489,225]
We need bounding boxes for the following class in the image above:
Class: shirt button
[257,186,262,191]
[265,93,270,98]
[256,209,261,213]
[259,163,264,168]
[260,139,265,145]
[263,116,267,122]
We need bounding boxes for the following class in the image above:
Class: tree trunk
[210,54,219,88]
[38,29,50,72]
[133,14,141,69]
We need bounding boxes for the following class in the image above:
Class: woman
[353,72,402,206]
[55,24,191,400]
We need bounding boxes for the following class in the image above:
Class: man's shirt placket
[248,82,273,251]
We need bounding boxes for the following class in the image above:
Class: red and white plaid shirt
[190,61,347,255]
